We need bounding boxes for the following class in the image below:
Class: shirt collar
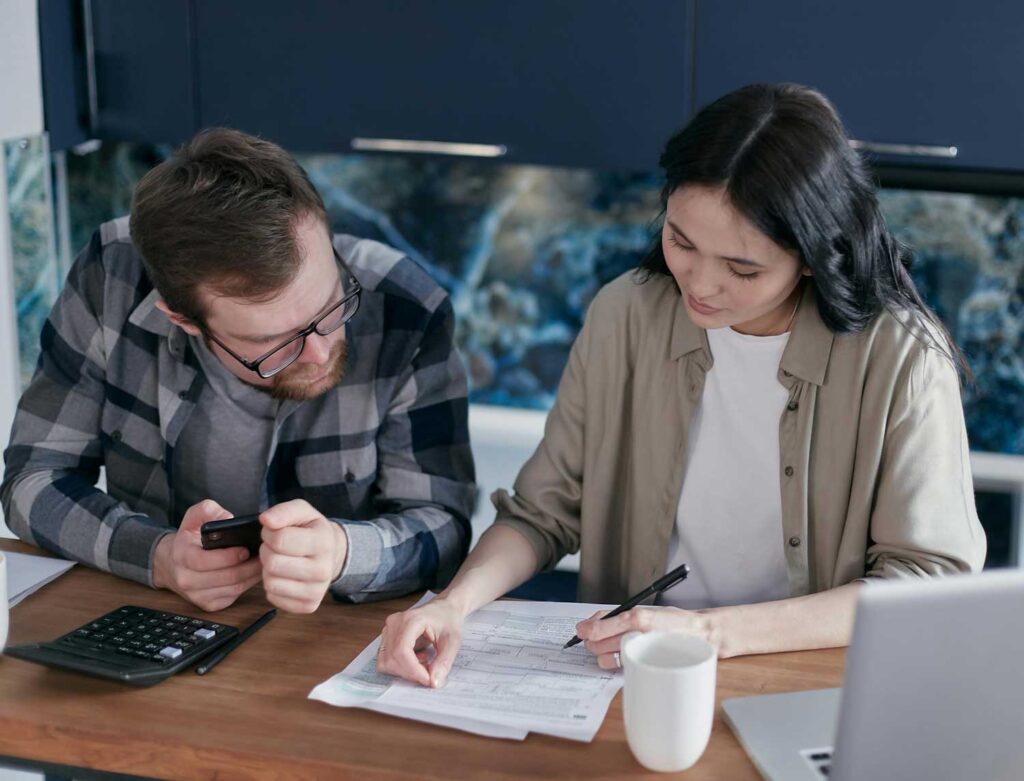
[128,287,189,359]
[129,287,173,336]
[670,281,834,386]
[780,284,834,386]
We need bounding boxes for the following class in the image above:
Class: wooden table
[0,540,845,780]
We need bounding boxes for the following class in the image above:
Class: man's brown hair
[130,128,329,324]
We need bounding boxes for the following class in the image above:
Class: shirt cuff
[106,513,174,588]
[328,520,384,596]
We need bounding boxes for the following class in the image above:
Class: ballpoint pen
[563,563,690,649]
[196,608,277,675]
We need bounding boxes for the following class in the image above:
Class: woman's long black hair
[638,83,969,377]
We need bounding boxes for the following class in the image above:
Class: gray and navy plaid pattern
[1,219,476,603]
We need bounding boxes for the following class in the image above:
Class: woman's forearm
[708,582,863,657]
[438,524,540,618]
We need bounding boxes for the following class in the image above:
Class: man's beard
[252,339,348,401]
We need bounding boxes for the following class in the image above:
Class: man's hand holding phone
[259,499,348,614]
[153,499,263,612]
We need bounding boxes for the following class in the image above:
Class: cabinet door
[694,1,1024,172]
[89,0,197,145]
[195,0,691,170]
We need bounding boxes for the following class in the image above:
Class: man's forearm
[2,468,171,586]
[328,505,471,602]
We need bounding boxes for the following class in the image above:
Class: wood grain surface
[0,539,845,780]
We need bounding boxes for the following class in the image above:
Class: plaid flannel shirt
[1,218,476,603]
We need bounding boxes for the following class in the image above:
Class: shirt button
[111,430,122,442]
[787,400,799,411]
[345,471,356,483]
[784,466,794,477]
[178,390,189,400]
[789,536,801,547]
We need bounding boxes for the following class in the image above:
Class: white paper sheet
[4,551,76,607]
[310,594,622,742]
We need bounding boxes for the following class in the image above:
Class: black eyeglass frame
[204,250,362,379]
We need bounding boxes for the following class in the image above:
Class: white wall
[0,0,44,537]
[0,0,44,142]
[468,404,580,571]
[0,146,23,539]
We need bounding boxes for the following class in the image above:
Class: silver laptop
[723,569,1024,781]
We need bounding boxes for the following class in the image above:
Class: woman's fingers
[577,608,651,642]
[378,614,432,686]
[583,634,622,657]
[428,630,462,688]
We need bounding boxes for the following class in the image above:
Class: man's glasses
[205,251,362,379]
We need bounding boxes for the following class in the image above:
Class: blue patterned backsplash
[8,141,1024,455]
[5,137,64,391]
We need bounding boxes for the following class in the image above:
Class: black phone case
[200,514,262,556]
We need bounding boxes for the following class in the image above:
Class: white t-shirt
[658,326,792,610]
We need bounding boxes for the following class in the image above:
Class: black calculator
[5,605,240,686]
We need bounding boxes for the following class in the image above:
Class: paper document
[5,551,76,607]
[310,594,623,742]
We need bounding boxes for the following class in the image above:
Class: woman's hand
[377,597,467,688]
[574,606,721,669]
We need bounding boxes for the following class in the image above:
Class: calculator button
[159,646,183,660]
[193,628,216,640]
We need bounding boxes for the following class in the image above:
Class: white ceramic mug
[0,552,8,651]
[621,630,717,772]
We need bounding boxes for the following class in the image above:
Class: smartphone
[200,514,262,556]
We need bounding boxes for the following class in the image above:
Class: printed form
[310,595,623,741]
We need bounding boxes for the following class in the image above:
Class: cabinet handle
[351,138,508,158]
[849,140,958,159]
[83,0,100,133]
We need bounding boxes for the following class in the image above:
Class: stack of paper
[5,551,76,607]
[310,595,623,741]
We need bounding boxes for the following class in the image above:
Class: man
[1,128,476,613]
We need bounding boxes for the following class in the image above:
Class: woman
[377,83,986,688]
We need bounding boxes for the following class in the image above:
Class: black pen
[563,563,690,649]
[196,608,277,675]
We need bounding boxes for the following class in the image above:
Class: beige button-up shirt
[493,272,986,605]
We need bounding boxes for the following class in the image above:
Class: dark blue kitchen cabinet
[37,0,91,150]
[192,0,692,170]
[693,0,1024,172]
[41,1,1024,174]
[87,0,197,145]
